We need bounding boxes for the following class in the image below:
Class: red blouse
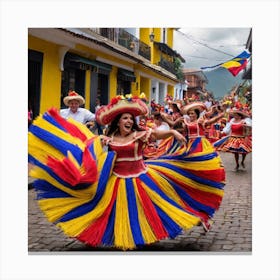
[108,131,150,178]
[231,122,251,137]
[185,122,205,138]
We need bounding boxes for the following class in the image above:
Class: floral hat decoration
[96,94,149,125]
[139,92,148,103]
[63,91,85,106]
[164,94,173,103]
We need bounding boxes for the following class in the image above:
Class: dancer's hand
[173,130,187,144]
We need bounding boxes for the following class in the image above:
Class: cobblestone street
[28,152,252,253]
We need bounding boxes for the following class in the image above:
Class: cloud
[173,27,251,69]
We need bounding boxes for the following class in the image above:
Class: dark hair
[194,109,200,118]
[106,113,143,136]
[237,113,245,118]
[152,112,163,121]
[172,103,180,112]
[188,108,200,119]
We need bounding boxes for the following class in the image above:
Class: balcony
[138,41,151,61]
[118,29,151,60]
[96,28,151,61]
[157,57,176,75]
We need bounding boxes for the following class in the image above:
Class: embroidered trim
[115,156,143,162]
[112,168,148,178]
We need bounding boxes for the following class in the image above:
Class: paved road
[28,152,252,252]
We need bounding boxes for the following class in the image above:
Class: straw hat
[96,95,149,125]
[63,91,85,106]
[229,108,250,118]
[171,100,183,110]
[181,102,207,115]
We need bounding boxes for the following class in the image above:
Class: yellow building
[28,28,185,117]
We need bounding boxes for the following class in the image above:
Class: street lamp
[149,32,155,42]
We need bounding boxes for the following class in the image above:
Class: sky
[173,28,251,98]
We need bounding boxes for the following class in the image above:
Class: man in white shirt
[60,91,95,126]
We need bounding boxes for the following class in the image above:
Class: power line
[184,32,246,48]
[176,30,236,58]
[187,54,230,61]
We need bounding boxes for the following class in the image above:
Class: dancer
[142,111,173,159]
[180,102,224,153]
[28,96,225,250]
[214,108,252,171]
[160,101,184,133]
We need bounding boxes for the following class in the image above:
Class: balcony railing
[94,28,151,61]
[138,41,151,60]
[117,29,151,60]
[157,57,176,75]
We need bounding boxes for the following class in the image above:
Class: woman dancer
[179,102,224,155]
[214,108,252,171]
[28,96,225,250]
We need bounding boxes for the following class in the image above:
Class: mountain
[203,67,244,99]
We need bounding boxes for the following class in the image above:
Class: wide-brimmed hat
[63,91,85,106]
[181,102,207,115]
[229,108,250,118]
[96,95,149,125]
[171,100,183,110]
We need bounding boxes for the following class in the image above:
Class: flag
[201,50,251,77]
[221,51,250,76]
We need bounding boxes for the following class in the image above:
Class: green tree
[173,57,184,81]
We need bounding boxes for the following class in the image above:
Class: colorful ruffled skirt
[28,109,226,250]
[143,137,182,159]
[213,135,252,154]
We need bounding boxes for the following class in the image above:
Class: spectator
[60,90,95,128]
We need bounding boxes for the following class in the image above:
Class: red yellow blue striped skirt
[28,109,226,250]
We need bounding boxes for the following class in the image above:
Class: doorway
[28,49,43,119]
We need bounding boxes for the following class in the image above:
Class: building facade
[182,69,209,101]
[28,28,185,118]
[242,28,252,81]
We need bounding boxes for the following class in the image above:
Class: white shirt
[204,100,212,109]
[222,117,252,135]
[155,122,170,145]
[156,122,170,132]
[60,108,95,124]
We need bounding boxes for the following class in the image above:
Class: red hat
[96,95,149,125]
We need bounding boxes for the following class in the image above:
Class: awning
[66,53,112,74]
[117,68,136,82]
